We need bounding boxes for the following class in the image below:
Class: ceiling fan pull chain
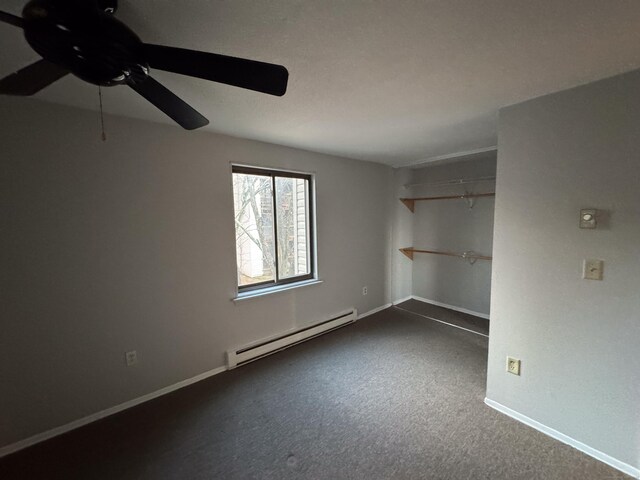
[98,86,107,142]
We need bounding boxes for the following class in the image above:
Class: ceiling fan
[0,0,289,130]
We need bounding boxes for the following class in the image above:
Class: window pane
[275,176,311,279]
[232,172,276,287]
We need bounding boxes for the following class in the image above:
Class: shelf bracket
[400,198,415,212]
[399,247,414,260]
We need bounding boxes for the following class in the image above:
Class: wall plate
[583,259,604,281]
[507,356,521,376]
[579,209,597,229]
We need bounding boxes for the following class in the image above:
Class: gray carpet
[0,307,629,479]
[396,299,490,336]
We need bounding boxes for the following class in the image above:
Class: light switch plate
[583,259,604,280]
[580,209,597,229]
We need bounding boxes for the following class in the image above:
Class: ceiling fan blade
[143,44,288,97]
[0,10,23,28]
[129,76,209,130]
[0,59,69,96]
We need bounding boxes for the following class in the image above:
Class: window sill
[233,279,323,302]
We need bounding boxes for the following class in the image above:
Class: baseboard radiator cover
[227,309,357,369]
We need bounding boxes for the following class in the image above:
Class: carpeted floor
[0,307,630,479]
[396,299,490,336]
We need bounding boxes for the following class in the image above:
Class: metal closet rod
[399,247,492,263]
[404,175,496,188]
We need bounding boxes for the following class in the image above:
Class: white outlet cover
[506,356,521,376]
[125,350,138,366]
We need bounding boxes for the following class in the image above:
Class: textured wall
[0,98,393,448]
[487,70,640,469]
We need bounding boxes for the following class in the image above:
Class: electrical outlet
[125,350,138,366]
[362,286,368,295]
[506,356,521,376]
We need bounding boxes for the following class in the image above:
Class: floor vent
[227,309,357,369]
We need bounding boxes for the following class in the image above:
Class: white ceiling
[1,0,640,166]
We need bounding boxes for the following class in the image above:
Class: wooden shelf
[400,192,495,212]
[399,247,492,262]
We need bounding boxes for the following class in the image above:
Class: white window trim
[232,279,323,302]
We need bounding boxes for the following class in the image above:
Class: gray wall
[487,70,640,469]
[398,155,496,315]
[0,98,393,448]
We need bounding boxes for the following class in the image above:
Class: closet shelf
[400,192,495,212]
[399,247,492,264]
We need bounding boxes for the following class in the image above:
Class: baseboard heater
[227,309,357,369]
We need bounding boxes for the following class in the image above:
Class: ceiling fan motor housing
[22,0,148,86]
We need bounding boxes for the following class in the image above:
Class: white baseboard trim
[358,303,392,319]
[0,365,228,459]
[411,295,490,320]
[392,296,413,305]
[484,398,640,479]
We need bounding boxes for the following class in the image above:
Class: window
[232,165,314,293]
